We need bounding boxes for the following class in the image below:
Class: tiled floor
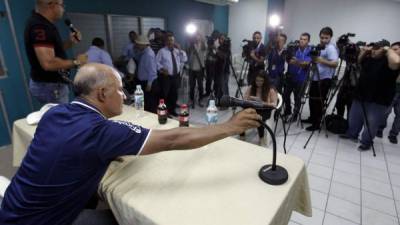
[0,74,399,225]
[181,76,400,225]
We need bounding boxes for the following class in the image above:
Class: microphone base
[259,164,288,185]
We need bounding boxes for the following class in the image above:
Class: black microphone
[64,19,81,42]
[219,95,276,110]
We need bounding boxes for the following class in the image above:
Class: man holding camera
[303,27,339,131]
[284,33,312,122]
[376,42,400,144]
[215,34,231,104]
[245,31,266,85]
[342,41,400,150]
[267,33,287,92]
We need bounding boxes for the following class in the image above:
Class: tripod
[234,58,250,99]
[303,61,331,149]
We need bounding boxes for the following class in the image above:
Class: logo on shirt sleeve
[112,120,142,134]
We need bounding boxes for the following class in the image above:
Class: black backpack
[325,114,348,134]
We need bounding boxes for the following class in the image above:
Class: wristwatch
[73,59,81,68]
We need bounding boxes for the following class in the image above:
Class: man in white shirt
[156,33,187,116]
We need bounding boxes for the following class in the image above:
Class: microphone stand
[258,120,288,185]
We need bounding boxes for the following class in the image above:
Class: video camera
[206,36,215,47]
[242,39,257,60]
[220,37,232,51]
[309,44,326,57]
[285,40,300,61]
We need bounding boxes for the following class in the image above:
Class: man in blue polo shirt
[302,27,339,131]
[0,63,261,225]
[284,33,312,122]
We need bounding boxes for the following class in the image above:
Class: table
[12,105,312,225]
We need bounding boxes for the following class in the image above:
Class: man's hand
[70,30,82,44]
[160,68,169,76]
[76,53,88,65]
[146,84,152,92]
[250,50,256,59]
[289,58,297,65]
[174,43,181,50]
[312,56,322,63]
[227,108,262,134]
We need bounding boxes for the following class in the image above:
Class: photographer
[341,41,399,151]
[302,27,339,131]
[205,36,218,97]
[215,34,231,104]
[284,33,312,121]
[245,31,266,85]
[267,33,287,92]
[376,42,400,144]
[187,33,207,108]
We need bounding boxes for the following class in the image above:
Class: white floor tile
[313,146,336,158]
[308,163,334,180]
[361,166,390,184]
[361,156,388,171]
[390,173,400,187]
[308,175,331,194]
[392,185,400,201]
[291,208,324,225]
[387,162,400,175]
[396,200,400,218]
[334,160,361,176]
[362,191,397,217]
[330,181,361,205]
[362,207,399,225]
[326,196,361,224]
[336,150,360,164]
[332,169,360,189]
[288,221,301,225]
[323,213,359,225]
[310,189,328,211]
[310,153,335,168]
[361,177,393,199]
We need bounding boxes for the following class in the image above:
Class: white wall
[283,0,400,45]
[228,0,268,55]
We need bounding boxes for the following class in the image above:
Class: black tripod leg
[279,114,288,154]
[360,101,377,157]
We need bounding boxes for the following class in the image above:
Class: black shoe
[306,125,320,131]
[388,135,398,144]
[358,144,371,151]
[301,118,313,124]
[290,115,298,123]
[376,130,383,138]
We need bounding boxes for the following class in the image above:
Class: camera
[309,44,326,57]
[242,39,257,60]
[285,40,300,61]
[206,36,215,47]
[220,37,231,51]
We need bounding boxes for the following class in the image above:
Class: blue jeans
[346,100,388,146]
[29,79,69,104]
[378,94,400,137]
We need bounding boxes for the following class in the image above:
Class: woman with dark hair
[241,71,278,145]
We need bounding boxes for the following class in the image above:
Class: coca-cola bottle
[179,104,189,127]
[157,99,168,124]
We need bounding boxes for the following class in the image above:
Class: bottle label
[134,95,143,109]
[179,116,189,122]
[158,110,167,116]
[206,112,218,124]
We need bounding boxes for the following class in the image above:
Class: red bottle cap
[159,99,165,104]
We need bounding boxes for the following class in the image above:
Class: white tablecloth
[12,105,312,225]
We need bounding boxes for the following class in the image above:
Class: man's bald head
[35,0,64,21]
[73,63,121,97]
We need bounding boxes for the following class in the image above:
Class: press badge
[272,64,276,71]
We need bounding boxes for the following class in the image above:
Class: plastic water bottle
[157,99,168,124]
[206,100,218,125]
[134,85,144,117]
[179,104,189,127]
